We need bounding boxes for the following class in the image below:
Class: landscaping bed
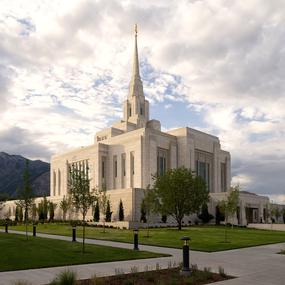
[78,267,232,285]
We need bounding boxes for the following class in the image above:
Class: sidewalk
[0,229,285,285]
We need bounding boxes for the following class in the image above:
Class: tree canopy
[151,167,209,230]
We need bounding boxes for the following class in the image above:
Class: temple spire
[132,24,140,81]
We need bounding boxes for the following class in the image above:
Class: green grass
[5,224,285,252]
[0,232,165,272]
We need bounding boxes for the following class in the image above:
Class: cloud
[0,0,284,198]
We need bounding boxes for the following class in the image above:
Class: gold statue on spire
[134,24,138,36]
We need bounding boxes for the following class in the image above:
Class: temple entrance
[245,207,259,224]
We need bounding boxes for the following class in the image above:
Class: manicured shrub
[94,201,100,222]
[118,199,124,221]
[105,200,112,222]
[198,203,214,224]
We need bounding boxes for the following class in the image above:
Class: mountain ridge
[0,152,50,198]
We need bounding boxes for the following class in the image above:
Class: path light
[72,225,76,242]
[180,236,191,276]
[133,227,139,250]
[33,224,36,237]
[5,220,8,233]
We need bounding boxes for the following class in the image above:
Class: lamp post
[5,220,8,233]
[180,236,191,276]
[72,225,76,242]
[33,224,36,237]
[133,228,139,250]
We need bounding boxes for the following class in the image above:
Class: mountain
[0,152,50,198]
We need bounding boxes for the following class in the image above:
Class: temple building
[50,26,233,223]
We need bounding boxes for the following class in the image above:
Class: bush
[105,200,112,222]
[118,199,124,221]
[198,203,214,224]
[49,270,76,285]
[94,202,100,222]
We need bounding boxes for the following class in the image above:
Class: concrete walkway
[0,229,285,285]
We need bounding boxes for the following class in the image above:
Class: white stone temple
[2,26,278,227]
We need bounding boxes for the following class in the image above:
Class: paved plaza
[0,229,284,285]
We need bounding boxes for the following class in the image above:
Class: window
[140,106,143,115]
[196,161,210,192]
[129,107,132,117]
[221,162,227,192]
[121,154,126,176]
[53,171,56,196]
[157,148,168,176]
[101,157,106,179]
[113,156,117,178]
[58,169,61,196]
[130,152,135,175]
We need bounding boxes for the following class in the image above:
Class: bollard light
[5,221,8,233]
[133,228,139,250]
[180,236,191,276]
[72,226,76,242]
[33,225,36,237]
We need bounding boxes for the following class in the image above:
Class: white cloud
[0,0,284,197]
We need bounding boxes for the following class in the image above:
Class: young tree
[151,167,209,230]
[49,202,57,222]
[93,201,100,222]
[59,196,70,221]
[218,186,240,242]
[96,185,110,233]
[141,188,156,237]
[69,164,97,253]
[118,199,124,221]
[271,206,281,223]
[19,206,23,223]
[140,199,147,223]
[105,200,112,222]
[16,160,34,240]
[15,206,19,222]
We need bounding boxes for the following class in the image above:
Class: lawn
[0,232,165,272]
[5,224,285,252]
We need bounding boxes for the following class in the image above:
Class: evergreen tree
[140,199,147,223]
[19,206,23,223]
[118,199,124,221]
[38,202,45,222]
[43,197,48,221]
[49,202,57,222]
[105,200,112,222]
[15,206,19,222]
[94,201,100,222]
[198,203,214,224]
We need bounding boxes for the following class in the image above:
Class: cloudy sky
[0,0,284,202]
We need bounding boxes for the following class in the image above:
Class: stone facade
[49,27,232,223]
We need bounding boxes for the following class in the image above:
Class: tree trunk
[177,219,182,230]
[25,206,28,241]
[82,214,86,254]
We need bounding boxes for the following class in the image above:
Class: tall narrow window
[102,160,105,179]
[113,156,118,178]
[221,162,227,192]
[121,153,126,188]
[140,106,143,115]
[130,152,135,175]
[157,148,168,176]
[196,161,211,192]
[121,154,126,177]
[53,171,56,196]
[129,107,132,117]
[58,169,61,196]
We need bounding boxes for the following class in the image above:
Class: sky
[0,0,284,203]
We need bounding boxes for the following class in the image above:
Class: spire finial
[134,24,138,36]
